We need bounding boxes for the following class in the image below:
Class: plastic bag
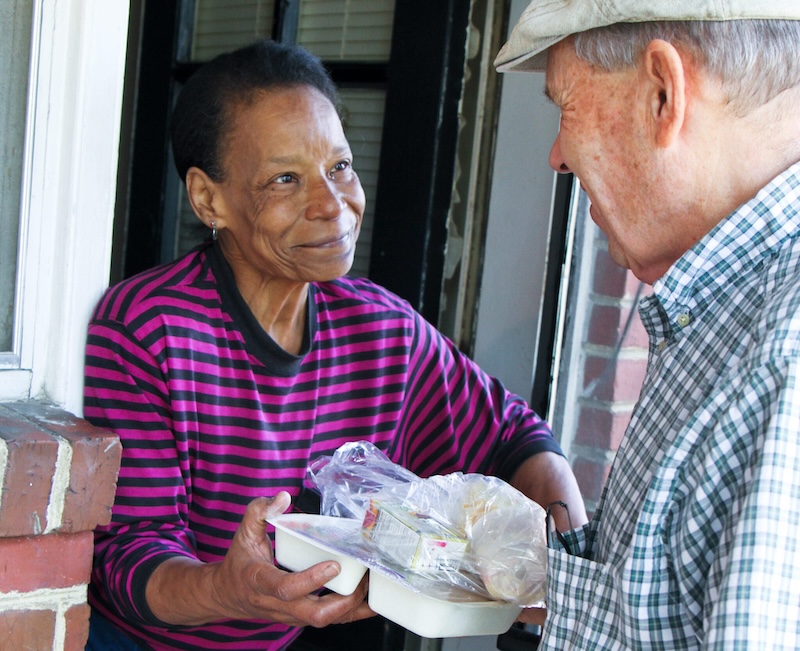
[307,441,547,607]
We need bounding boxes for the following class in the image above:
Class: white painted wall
[3,0,130,414]
[471,0,560,404]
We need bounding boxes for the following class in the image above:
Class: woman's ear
[185,166,225,230]
[642,39,687,148]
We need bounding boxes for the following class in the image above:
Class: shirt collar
[650,161,800,327]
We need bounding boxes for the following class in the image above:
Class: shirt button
[676,313,691,327]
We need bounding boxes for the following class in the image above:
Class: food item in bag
[362,500,468,572]
[309,441,548,607]
[457,475,548,604]
[469,505,546,604]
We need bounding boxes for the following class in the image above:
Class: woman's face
[211,85,365,284]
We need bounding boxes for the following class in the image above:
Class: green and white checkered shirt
[542,161,800,650]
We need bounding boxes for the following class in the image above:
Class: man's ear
[185,166,226,230]
[642,39,687,148]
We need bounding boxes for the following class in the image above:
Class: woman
[84,39,585,650]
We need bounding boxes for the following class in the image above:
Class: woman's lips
[298,231,351,249]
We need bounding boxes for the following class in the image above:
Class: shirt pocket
[540,546,623,650]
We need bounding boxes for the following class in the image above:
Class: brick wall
[568,243,649,513]
[0,401,121,651]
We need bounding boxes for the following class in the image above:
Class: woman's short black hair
[170,39,339,183]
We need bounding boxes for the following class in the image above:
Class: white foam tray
[270,514,367,596]
[268,513,522,638]
[368,570,521,639]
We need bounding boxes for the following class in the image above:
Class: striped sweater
[84,241,561,650]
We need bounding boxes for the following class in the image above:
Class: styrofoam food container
[270,513,524,638]
[268,514,367,596]
[368,570,522,639]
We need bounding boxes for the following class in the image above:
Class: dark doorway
[115,0,473,325]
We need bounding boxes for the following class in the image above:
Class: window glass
[190,0,396,64]
[191,0,276,61]
[297,0,395,61]
[548,188,648,513]
[338,88,385,277]
[0,0,33,354]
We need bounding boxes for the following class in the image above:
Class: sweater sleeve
[391,309,563,482]
[84,319,198,627]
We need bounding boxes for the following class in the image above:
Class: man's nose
[549,134,571,173]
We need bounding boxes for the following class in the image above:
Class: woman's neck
[224,254,310,354]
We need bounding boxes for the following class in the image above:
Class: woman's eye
[331,160,351,175]
[274,173,294,184]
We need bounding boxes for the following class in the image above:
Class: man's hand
[517,606,546,627]
[146,493,374,628]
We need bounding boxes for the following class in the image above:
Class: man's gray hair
[574,20,800,116]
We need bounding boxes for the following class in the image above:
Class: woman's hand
[145,493,374,628]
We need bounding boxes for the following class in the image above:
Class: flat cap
[495,0,800,72]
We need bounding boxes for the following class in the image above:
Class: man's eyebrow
[543,86,556,105]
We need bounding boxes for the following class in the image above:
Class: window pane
[0,0,33,353]
[549,189,648,513]
[297,0,395,61]
[339,88,386,278]
[191,0,275,62]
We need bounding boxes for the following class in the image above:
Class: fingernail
[323,564,340,579]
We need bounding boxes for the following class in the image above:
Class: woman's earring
[210,221,217,241]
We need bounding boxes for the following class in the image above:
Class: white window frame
[0,0,130,415]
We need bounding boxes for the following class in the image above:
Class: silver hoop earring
[210,221,217,241]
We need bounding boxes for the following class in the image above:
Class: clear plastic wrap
[306,441,547,607]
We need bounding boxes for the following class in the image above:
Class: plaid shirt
[542,162,800,650]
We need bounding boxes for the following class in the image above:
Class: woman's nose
[307,177,345,219]
[549,133,571,174]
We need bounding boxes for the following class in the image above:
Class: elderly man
[495,2,800,649]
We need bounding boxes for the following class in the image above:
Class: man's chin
[606,242,629,271]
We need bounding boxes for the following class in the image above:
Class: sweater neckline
[206,242,316,376]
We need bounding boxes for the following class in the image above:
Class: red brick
[61,431,121,532]
[6,402,115,451]
[0,609,56,651]
[0,532,93,593]
[572,458,612,506]
[592,249,645,299]
[1,401,122,533]
[582,355,647,403]
[574,406,632,452]
[0,410,58,537]
[586,303,649,350]
[0,408,45,439]
[64,603,91,651]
